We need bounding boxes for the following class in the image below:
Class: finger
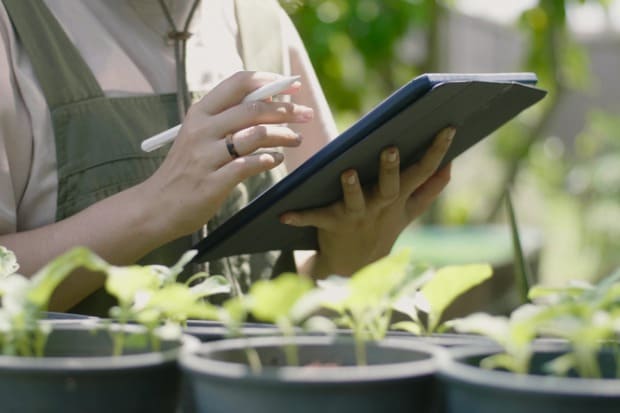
[405,163,452,219]
[341,170,366,216]
[197,71,300,114]
[375,147,400,207]
[232,125,303,156]
[214,151,285,191]
[279,206,340,231]
[204,100,314,138]
[401,127,455,195]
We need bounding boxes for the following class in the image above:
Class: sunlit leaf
[421,264,493,332]
[448,312,509,346]
[146,284,219,321]
[157,250,198,285]
[190,275,231,298]
[543,352,577,377]
[346,248,413,312]
[0,247,19,278]
[29,247,109,307]
[249,273,314,323]
[105,265,160,306]
[390,321,423,335]
[303,315,337,335]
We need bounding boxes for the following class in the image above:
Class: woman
[0,0,453,313]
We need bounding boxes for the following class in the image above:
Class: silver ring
[225,134,240,159]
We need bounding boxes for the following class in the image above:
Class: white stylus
[140,75,302,152]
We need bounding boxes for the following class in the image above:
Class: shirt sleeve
[278,8,339,171]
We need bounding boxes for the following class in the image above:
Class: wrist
[126,180,181,247]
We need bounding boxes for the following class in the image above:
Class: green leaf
[346,248,413,312]
[219,296,249,328]
[421,264,493,332]
[480,353,525,374]
[249,273,314,323]
[105,265,160,306]
[0,247,19,278]
[391,293,423,324]
[505,191,532,304]
[303,315,337,335]
[528,284,591,303]
[315,275,350,314]
[28,247,108,307]
[189,274,231,298]
[390,321,423,335]
[543,353,577,377]
[447,312,509,346]
[145,284,219,321]
[157,250,198,285]
[0,274,30,315]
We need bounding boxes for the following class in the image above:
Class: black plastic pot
[180,335,440,413]
[386,331,496,348]
[0,324,197,413]
[43,311,98,321]
[438,344,620,413]
[183,319,281,342]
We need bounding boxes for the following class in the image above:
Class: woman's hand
[281,127,455,279]
[140,71,314,241]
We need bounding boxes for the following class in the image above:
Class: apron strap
[2,0,104,108]
[235,0,283,74]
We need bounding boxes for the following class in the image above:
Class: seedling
[449,268,620,378]
[0,246,229,357]
[314,249,425,365]
[391,263,493,335]
[0,247,107,356]
[105,250,228,353]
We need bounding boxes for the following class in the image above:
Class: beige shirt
[0,0,337,234]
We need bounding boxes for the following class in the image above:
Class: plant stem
[575,346,601,379]
[354,334,367,367]
[34,328,47,357]
[279,320,299,367]
[505,190,532,304]
[245,347,262,374]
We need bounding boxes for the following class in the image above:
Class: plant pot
[183,320,281,342]
[386,331,496,348]
[180,335,440,413]
[43,311,99,321]
[0,324,197,413]
[437,344,620,413]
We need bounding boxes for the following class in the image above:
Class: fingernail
[344,172,356,185]
[294,133,303,144]
[262,152,283,164]
[444,127,456,143]
[295,106,314,121]
[386,148,398,163]
[281,215,296,225]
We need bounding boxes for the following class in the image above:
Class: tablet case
[192,73,547,262]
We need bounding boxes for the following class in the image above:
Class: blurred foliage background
[283,0,620,286]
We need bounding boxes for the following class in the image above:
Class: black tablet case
[192,73,547,262]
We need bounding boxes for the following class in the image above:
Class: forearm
[0,183,170,310]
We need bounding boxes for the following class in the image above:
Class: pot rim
[180,335,439,384]
[437,344,620,396]
[0,324,200,371]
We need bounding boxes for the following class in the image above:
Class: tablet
[192,73,547,262]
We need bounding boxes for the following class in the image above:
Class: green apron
[3,0,294,316]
